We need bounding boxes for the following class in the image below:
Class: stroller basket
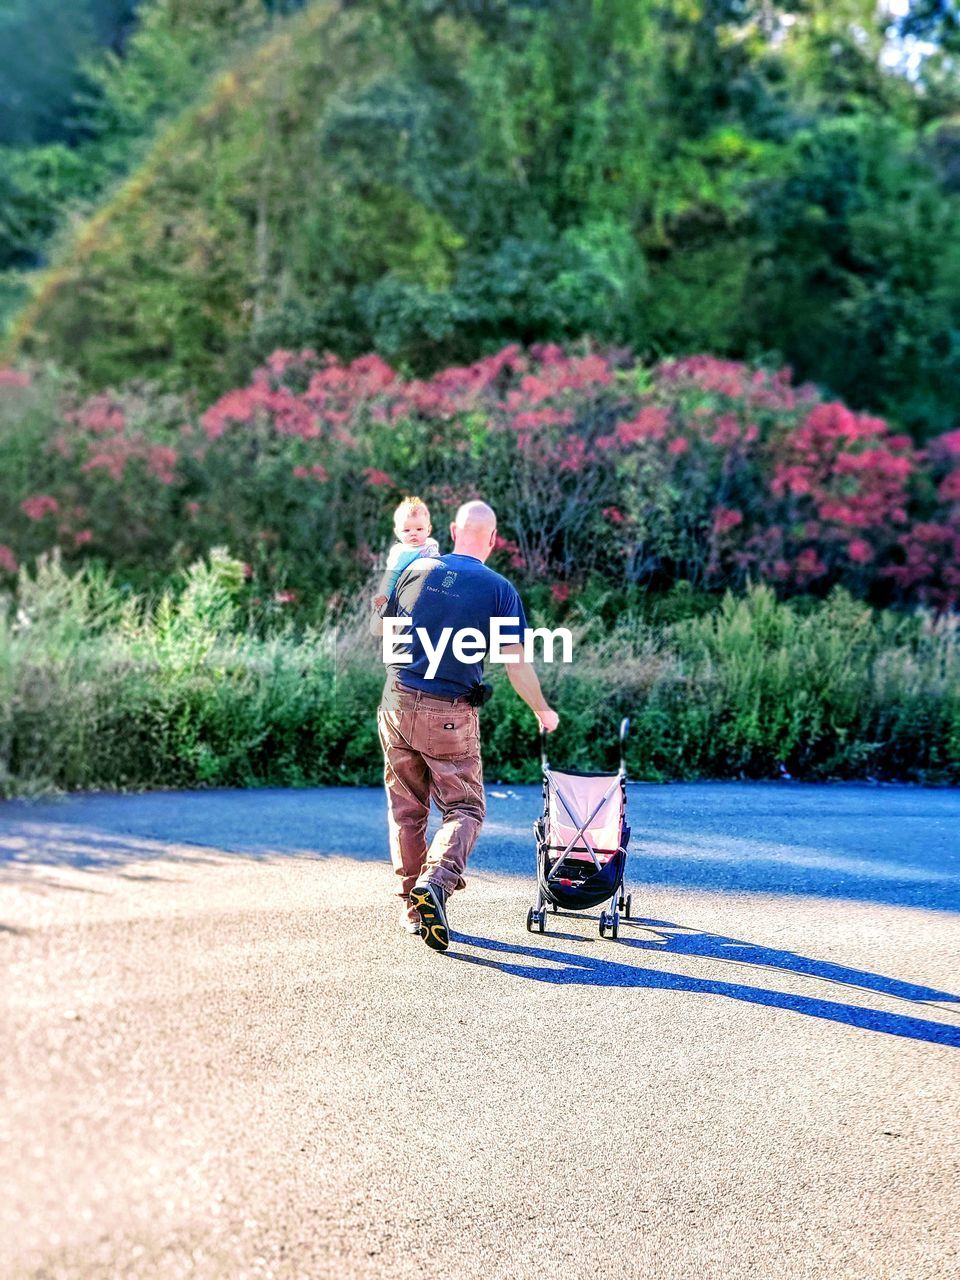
[526,718,633,940]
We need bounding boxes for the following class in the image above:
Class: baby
[372,495,441,611]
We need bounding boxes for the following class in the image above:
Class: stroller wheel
[526,907,537,933]
[537,909,546,934]
[610,913,620,940]
[623,893,633,920]
[599,912,608,938]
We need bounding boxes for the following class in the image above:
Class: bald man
[371,500,559,952]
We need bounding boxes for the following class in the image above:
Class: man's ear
[449,521,457,544]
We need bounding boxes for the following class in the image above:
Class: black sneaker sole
[409,885,449,952]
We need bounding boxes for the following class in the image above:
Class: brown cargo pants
[377,677,486,899]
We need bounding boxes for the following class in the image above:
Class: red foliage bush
[1,348,959,608]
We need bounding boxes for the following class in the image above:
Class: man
[371,500,559,952]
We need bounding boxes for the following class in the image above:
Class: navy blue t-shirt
[382,553,528,697]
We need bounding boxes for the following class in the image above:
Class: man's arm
[500,644,559,732]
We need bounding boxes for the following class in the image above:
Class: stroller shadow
[618,916,958,1011]
[448,924,960,1049]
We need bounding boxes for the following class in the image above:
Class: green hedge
[2,552,957,796]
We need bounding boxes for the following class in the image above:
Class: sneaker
[408,882,450,952]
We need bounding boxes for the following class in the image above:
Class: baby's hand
[373,594,388,610]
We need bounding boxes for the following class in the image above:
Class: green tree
[6,0,960,439]
[747,113,960,437]
[0,0,292,305]
[0,1,138,146]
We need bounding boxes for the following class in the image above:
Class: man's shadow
[448,917,960,1048]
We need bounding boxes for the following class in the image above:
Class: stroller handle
[541,717,631,774]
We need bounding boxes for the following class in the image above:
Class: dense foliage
[3,552,957,797]
[3,345,959,610]
[0,1,138,147]
[0,1,306,308]
[3,1,960,438]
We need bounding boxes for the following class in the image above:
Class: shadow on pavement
[448,931,960,1048]
[0,826,231,877]
[2,783,959,914]
[620,916,959,1010]
[0,788,386,884]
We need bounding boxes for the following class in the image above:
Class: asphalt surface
[2,782,959,1279]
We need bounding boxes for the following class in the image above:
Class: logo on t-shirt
[441,571,458,589]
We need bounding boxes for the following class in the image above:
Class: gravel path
[1,783,959,1279]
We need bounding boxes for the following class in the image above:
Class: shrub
[2,559,957,796]
[2,346,960,610]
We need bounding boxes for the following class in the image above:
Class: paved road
[1,783,959,1279]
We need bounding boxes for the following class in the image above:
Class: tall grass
[1,552,958,797]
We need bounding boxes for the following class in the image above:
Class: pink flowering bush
[1,347,959,608]
[0,369,190,580]
[614,358,923,598]
[885,430,960,606]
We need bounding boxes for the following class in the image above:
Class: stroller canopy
[545,769,624,862]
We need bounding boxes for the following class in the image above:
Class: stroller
[526,718,633,939]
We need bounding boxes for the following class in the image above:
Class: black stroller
[526,718,633,939]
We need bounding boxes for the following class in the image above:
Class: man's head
[393,496,432,548]
[450,500,497,562]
